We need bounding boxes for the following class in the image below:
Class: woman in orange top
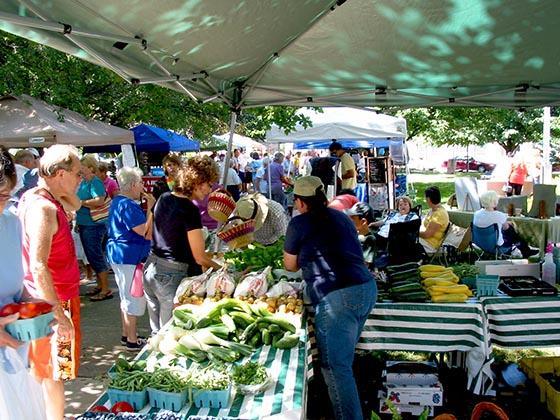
[507,157,528,196]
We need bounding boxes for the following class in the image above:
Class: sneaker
[126,337,147,352]
[511,247,523,258]
[121,335,146,346]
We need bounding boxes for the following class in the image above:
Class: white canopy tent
[0,94,133,147]
[266,107,406,146]
[212,133,266,152]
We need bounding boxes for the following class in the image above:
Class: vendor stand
[448,209,560,254]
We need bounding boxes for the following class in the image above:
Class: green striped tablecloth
[481,296,560,348]
[91,328,308,420]
[357,301,486,352]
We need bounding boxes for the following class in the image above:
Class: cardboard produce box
[383,361,439,386]
[378,398,434,416]
[384,381,444,406]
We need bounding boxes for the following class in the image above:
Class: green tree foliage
[385,107,558,155]
[0,32,310,146]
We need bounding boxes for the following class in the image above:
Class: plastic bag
[130,262,145,298]
[173,269,212,303]
[206,267,236,297]
[234,267,271,297]
[0,348,46,419]
[267,281,299,297]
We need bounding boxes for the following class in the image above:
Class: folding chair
[470,223,511,260]
[387,218,423,265]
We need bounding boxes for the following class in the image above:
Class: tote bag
[90,194,111,223]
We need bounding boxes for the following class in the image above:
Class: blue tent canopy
[83,123,199,153]
[293,139,402,150]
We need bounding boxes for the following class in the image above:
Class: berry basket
[6,311,54,341]
[476,275,500,297]
[217,219,255,249]
[190,386,231,408]
[107,388,147,411]
[208,191,236,223]
[147,387,188,412]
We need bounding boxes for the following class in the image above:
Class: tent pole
[221,111,238,187]
[543,107,552,184]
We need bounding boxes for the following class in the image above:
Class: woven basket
[217,219,255,249]
[208,191,236,222]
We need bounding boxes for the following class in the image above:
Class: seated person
[345,202,376,269]
[419,186,449,254]
[328,188,359,211]
[473,191,538,257]
[370,196,419,249]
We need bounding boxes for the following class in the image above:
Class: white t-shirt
[220,167,242,186]
[473,209,508,245]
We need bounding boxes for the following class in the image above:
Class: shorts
[244,172,253,183]
[79,223,109,273]
[29,296,81,381]
[238,171,246,183]
[112,263,147,317]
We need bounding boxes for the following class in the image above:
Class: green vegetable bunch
[148,368,189,393]
[114,354,147,374]
[451,263,479,279]
[224,238,285,271]
[232,361,268,385]
[109,371,151,392]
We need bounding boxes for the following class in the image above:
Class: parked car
[442,157,495,173]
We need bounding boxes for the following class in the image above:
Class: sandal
[89,290,114,302]
[85,287,101,296]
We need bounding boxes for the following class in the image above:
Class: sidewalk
[65,276,150,417]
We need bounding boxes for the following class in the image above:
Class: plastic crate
[147,387,188,412]
[476,275,500,296]
[546,377,560,418]
[107,388,148,411]
[190,386,231,408]
[461,276,477,289]
[5,312,54,341]
[520,356,560,380]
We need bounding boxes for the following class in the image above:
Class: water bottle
[542,252,556,286]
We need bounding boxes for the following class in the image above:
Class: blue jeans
[314,281,377,420]
[78,223,108,273]
[143,255,189,333]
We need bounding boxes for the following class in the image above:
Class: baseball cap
[345,202,374,223]
[293,176,324,197]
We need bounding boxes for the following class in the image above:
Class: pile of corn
[420,264,472,303]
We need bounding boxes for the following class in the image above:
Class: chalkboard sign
[367,157,387,184]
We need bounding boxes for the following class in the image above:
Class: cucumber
[389,283,424,294]
[386,262,420,273]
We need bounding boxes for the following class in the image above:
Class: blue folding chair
[470,223,511,260]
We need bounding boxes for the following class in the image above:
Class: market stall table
[88,327,308,419]
[448,210,560,254]
[481,295,560,348]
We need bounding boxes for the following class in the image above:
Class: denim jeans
[314,281,377,420]
[78,223,108,273]
[143,255,189,333]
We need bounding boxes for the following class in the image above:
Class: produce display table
[448,210,560,254]
[89,325,308,420]
[481,295,560,349]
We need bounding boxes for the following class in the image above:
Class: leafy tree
[384,107,558,155]
[0,32,310,146]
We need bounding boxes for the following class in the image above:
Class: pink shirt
[103,176,119,198]
[19,192,80,301]
[328,194,359,211]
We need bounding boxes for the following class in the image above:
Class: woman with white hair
[106,167,155,351]
[473,191,536,257]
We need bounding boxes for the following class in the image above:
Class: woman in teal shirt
[77,155,112,301]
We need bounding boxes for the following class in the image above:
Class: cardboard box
[383,361,439,386]
[475,260,539,278]
[383,381,443,406]
[378,395,434,416]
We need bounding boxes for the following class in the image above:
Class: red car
[442,157,495,173]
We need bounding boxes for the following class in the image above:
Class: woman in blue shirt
[283,176,376,420]
[77,155,112,301]
[106,167,155,351]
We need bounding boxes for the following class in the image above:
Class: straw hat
[233,192,269,230]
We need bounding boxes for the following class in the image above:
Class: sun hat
[207,189,236,222]
[233,192,269,229]
[293,176,324,197]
